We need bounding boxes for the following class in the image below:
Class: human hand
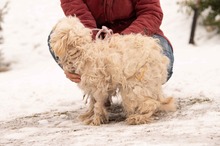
[64,71,81,83]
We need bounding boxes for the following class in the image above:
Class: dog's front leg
[80,96,96,123]
[87,90,109,126]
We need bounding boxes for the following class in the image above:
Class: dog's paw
[79,111,94,121]
[126,114,153,125]
[83,115,108,126]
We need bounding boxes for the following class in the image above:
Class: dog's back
[81,34,168,82]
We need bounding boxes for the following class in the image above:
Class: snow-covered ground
[0,0,220,145]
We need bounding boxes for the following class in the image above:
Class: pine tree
[200,0,220,32]
[178,0,220,33]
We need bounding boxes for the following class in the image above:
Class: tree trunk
[189,0,200,45]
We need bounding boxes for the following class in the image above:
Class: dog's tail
[159,97,176,112]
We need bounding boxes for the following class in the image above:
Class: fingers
[64,71,81,83]
[70,78,81,83]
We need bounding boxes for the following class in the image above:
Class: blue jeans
[48,32,63,68]
[48,33,174,82]
[153,34,174,82]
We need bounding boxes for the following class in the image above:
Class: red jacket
[60,0,170,45]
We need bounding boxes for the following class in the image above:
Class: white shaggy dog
[49,16,176,125]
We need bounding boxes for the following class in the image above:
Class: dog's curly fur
[49,16,176,126]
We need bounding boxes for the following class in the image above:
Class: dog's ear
[49,26,70,59]
[49,16,92,59]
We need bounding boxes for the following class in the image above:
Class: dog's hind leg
[126,98,160,125]
[121,89,160,125]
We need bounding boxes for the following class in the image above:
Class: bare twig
[0,1,10,72]
[0,1,9,30]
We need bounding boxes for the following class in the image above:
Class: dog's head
[49,16,92,61]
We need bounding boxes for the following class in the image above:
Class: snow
[0,0,220,145]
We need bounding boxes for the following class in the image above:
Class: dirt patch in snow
[0,97,219,146]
